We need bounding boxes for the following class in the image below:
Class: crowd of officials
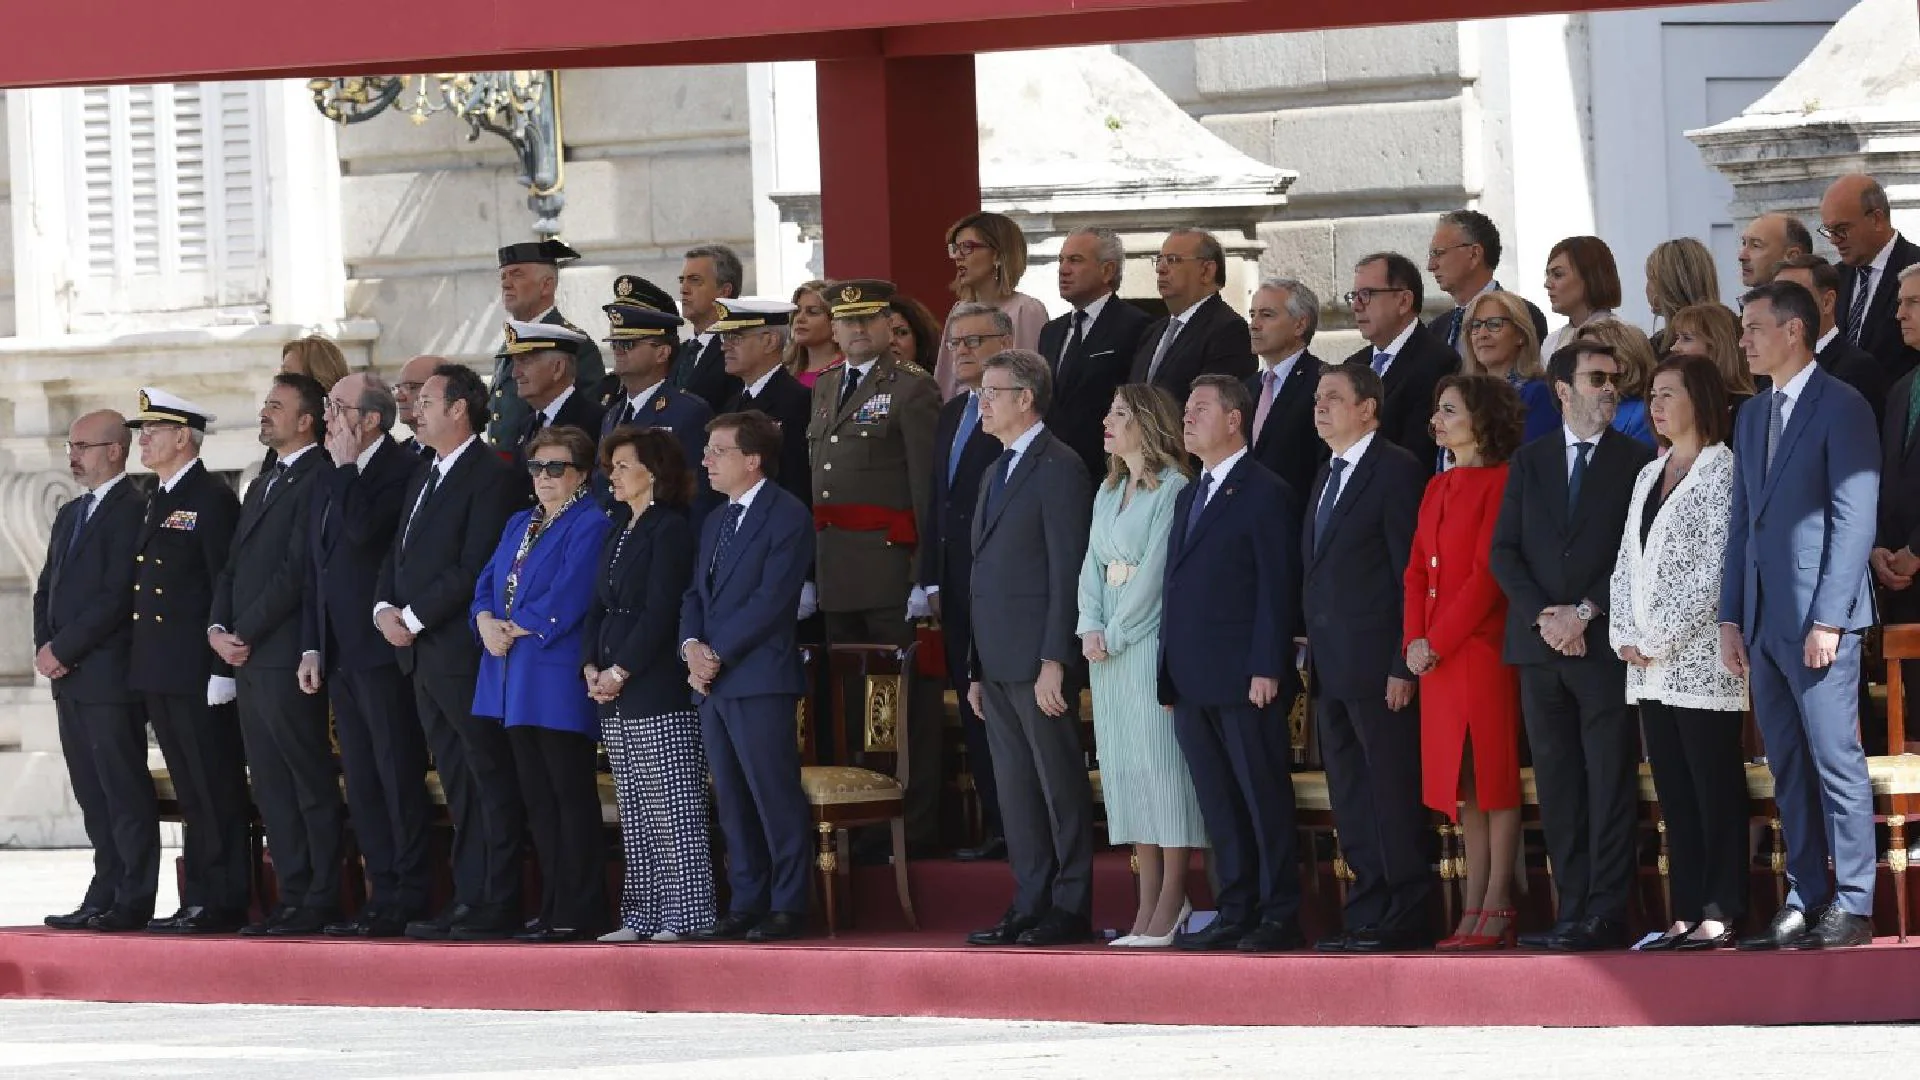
[32,170,1920,954]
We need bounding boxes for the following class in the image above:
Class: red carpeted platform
[5,854,1918,1026]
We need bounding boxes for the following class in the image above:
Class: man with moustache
[35,410,156,932]
[1245,277,1329,502]
[1040,226,1151,480]
[1130,229,1254,397]
[1739,213,1813,287]
[488,239,605,446]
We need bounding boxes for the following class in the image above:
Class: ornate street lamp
[308,71,567,237]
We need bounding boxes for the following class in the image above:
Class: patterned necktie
[1251,367,1279,447]
[1061,309,1087,380]
[1848,265,1872,346]
[1905,375,1920,448]
[1371,349,1391,376]
[1313,458,1347,554]
[1185,471,1213,539]
[65,493,95,559]
[1567,441,1592,512]
[258,460,289,502]
[670,339,701,391]
[1147,318,1184,381]
[1446,307,1465,350]
[948,393,980,484]
[1766,390,1787,474]
[709,502,745,584]
[838,366,863,413]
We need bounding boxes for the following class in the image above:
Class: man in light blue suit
[1720,280,1881,951]
[679,409,815,944]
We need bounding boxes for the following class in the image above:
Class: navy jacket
[33,477,144,704]
[679,481,814,701]
[584,504,696,719]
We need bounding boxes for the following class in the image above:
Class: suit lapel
[1755,368,1825,513]
[236,451,312,546]
[1568,431,1623,533]
[1256,352,1315,450]
[978,431,1047,542]
[1310,442,1377,567]
[1181,455,1245,554]
[712,491,772,593]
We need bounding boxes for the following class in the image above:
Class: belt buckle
[1105,562,1134,587]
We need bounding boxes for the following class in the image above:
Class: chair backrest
[1880,624,1920,752]
[823,642,918,787]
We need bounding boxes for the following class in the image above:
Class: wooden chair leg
[815,821,838,938]
[1656,818,1673,929]
[890,816,917,930]
[1768,817,1786,909]
[1330,829,1353,909]
[1892,813,1909,944]
[1437,822,1456,931]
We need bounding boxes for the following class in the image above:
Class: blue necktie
[1766,390,1787,474]
[1371,349,1391,375]
[709,502,744,584]
[1446,307,1465,349]
[64,493,94,559]
[948,394,979,484]
[1567,441,1592,512]
[985,448,1016,512]
[1313,458,1347,554]
[1185,471,1213,539]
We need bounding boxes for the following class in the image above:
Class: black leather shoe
[515,926,590,944]
[1235,918,1306,953]
[1737,906,1809,951]
[694,911,765,941]
[448,905,518,942]
[147,906,247,935]
[45,904,108,930]
[322,908,380,938]
[1673,929,1735,951]
[746,912,807,943]
[1549,916,1629,952]
[1016,910,1094,947]
[263,906,337,937]
[85,907,153,932]
[1314,931,1357,954]
[1175,919,1252,951]
[1346,926,1434,953]
[239,906,297,937]
[1638,925,1692,952]
[965,907,1040,946]
[1518,919,1579,950]
[1790,908,1873,950]
[405,904,473,942]
[954,836,1008,862]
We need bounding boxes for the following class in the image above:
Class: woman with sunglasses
[1462,290,1560,445]
[933,211,1048,397]
[471,424,613,943]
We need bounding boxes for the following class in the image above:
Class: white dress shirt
[1773,359,1818,428]
[1196,446,1249,510]
[374,434,479,634]
[1370,318,1420,378]
[1323,430,1376,508]
[1564,425,1602,480]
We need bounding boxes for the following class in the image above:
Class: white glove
[207,675,238,707]
[906,585,932,621]
[797,581,819,621]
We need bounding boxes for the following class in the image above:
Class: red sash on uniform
[812,503,918,546]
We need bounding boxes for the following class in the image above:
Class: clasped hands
[582,664,628,704]
[208,629,251,667]
[475,612,530,658]
[1535,605,1588,657]
[1871,546,1920,591]
[33,644,68,681]
[685,641,722,695]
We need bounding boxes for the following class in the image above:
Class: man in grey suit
[962,349,1096,948]
[1721,280,1881,951]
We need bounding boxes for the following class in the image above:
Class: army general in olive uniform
[807,279,943,849]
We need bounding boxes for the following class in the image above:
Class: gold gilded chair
[800,643,919,935]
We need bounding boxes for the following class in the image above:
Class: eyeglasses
[1428,242,1476,260]
[1576,371,1619,388]
[413,396,442,411]
[65,440,115,454]
[1153,254,1209,270]
[525,461,579,478]
[134,423,184,441]
[704,444,745,459]
[1344,287,1410,306]
[978,384,1027,401]
[948,240,993,258]
[945,333,1008,350]
[1467,317,1514,334]
[1817,211,1880,242]
[323,399,363,416]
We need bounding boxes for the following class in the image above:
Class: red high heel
[1456,907,1517,950]
[1436,909,1484,951]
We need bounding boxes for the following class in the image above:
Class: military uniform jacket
[486,308,607,447]
[210,446,326,669]
[129,459,241,696]
[806,355,939,612]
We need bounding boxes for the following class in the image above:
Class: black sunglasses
[526,461,579,478]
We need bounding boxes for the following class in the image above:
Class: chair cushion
[1292,770,1332,813]
[801,765,903,806]
[1869,754,1920,795]
[151,768,176,803]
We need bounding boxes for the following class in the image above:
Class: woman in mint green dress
[1077,384,1208,948]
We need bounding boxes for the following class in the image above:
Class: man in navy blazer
[680,409,816,944]
[299,374,433,937]
[1160,374,1305,952]
[1721,281,1881,951]
[1040,226,1152,481]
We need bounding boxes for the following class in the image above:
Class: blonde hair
[947,212,1029,302]
[282,335,351,390]
[1104,384,1193,490]
[783,280,835,376]
[1644,238,1720,320]
[1462,290,1544,380]
[1574,316,1657,399]
[1667,302,1754,395]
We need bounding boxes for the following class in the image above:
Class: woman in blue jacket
[472,425,611,943]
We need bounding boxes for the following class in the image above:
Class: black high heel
[1639,923,1694,951]
[1674,928,1736,951]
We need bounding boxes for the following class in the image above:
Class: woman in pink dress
[932,211,1048,398]
[784,280,842,390]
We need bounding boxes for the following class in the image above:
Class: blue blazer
[471,499,612,735]
[1719,364,1880,642]
[1610,397,1654,445]
[678,481,814,701]
[1158,453,1302,708]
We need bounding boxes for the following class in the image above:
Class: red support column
[816,55,981,306]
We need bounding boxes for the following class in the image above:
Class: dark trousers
[701,692,811,915]
[1749,630,1875,916]
[1315,694,1430,932]
[55,696,159,916]
[508,725,606,932]
[415,668,523,909]
[1518,660,1638,923]
[235,666,343,908]
[146,692,252,912]
[331,663,433,915]
[979,678,1095,918]
[1173,700,1301,926]
[1639,700,1748,924]
[824,606,942,850]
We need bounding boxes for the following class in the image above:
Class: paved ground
[1,849,1911,1078]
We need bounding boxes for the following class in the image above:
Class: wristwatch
[1574,601,1595,622]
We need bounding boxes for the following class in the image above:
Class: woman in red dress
[1404,374,1527,950]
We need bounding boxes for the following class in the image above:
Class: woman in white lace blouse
[1608,355,1749,951]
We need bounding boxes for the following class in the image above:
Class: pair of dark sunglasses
[526,461,582,478]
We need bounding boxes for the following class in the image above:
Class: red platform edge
[3,927,1918,1027]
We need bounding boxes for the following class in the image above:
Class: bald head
[1820,174,1896,268]
[395,354,444,429]
[67,410,130,488]
[1738,213,1811,287]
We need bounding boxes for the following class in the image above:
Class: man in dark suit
[124,389,250,934]
[1774,255,1892,424]
[488,239,605,446]
[300,373,433,938]
[601,276,714,471]
[1722,281,1880,951]
[922,304,1015,862]
[959,351,1095,947]
[1246,277,1328,501]
[1162,374,1304,952]
[680,410,816,943]
[1426,210,1549,357]
[34,411,155,932]
[209,373,340,936]
[1825,173,1920,383]
[376,364,523,942]
[1489,341,1655,952]
[672,244,747,413]
[1300,365,1431,952]
[1343,252,1457,473]
[1130,228,1255,397]
[1041,226,1151,480]
[1875,267,1920,757]
[715,297,811,506]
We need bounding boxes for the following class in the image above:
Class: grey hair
[357,373,398,433]
[187,428,206,449]
[1257,276,1321,345]
[1899,263,1920,283]
[948,301,1015,338]
[983,348,1054,415]
[1166,227,1227,287]
[685,244,744,298]
[1067,226,1126,289]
